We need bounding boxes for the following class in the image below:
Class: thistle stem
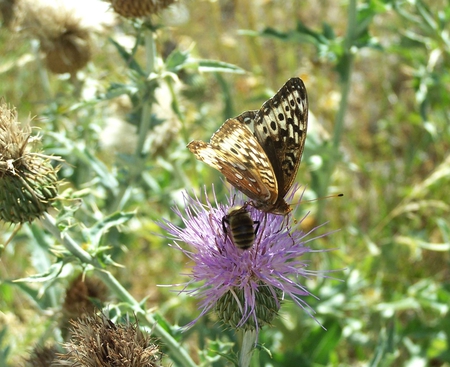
[316,0,356,223]
[239,329,257,367]
[31,40,53,104]
[135,29,156,157]
[110,25,156,212]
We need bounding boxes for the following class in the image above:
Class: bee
[222,205,260,250]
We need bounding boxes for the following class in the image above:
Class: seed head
[24,345,58,367]
[56,314,163,367]
[19,1,93,74]
[0,100,60,224]
[109,0,177,18]
[61,274,109,340]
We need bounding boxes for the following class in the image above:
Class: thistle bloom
[160,185,335,334]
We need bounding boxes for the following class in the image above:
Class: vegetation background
[0,0,449,366]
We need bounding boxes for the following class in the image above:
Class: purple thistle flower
[159,184,336,333]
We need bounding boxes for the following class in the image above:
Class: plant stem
[239,329,257,367]
[135,28,156,157]
[32,39,53,104]
[111,26,157,212]
[316,0,356,223]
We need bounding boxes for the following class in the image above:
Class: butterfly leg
[253,220,260,235]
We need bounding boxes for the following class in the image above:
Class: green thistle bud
[0,100,59,224]
[215,281,283,331]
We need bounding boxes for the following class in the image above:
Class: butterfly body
[188,77,308,215]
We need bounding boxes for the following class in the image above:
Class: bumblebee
[222,206,260,250]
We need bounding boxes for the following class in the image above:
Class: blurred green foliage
[1,0,450,366]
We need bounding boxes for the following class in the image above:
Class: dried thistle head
[0,100,60,224]
[62,275,108,320]
[0,0,19,28]
[109,0,176,18]
[19,0,93,74]
[60,274,108,340]
[24,345,58,367]
[56,314,163,367]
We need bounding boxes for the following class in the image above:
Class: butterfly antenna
[231,193,237,207]
[292,193,344,206]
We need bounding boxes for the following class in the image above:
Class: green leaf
[153,312,181,339]
[296,20,332,43]
[201,339,236,364]
[109,37,145,76]
[181,58,246,74]
[256,24,325,45]
[256,27,291,41]
[197,59,246,73]
[165,49,190,72]
[86,211,135,248]
[215,73,234,121]
[13,262,64,283]
[104,82,139,100]
[45,132,119,192]
[81,148,119,192]
[322,22,336,40]
[7,280,57,309]
[368,320,398,367]
[0,327,11,365]
[309,321,343,365]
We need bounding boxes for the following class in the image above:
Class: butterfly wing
[253,77,308,197]
[187,118,278,203]
[234,110,258,125]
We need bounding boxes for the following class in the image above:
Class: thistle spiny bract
[0,100,59,224]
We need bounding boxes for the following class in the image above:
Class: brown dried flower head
[60,274,108,340]
[62,274,108,320]
[20,0,93,74]
[24,345,58,367]
[0,100,60,224]
[56,314,163,367]
[110,0,176,18]
[0,0,19,28]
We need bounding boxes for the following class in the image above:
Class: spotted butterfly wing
[238,77,308,213]
[187,119,278,204]
[188,77,308,215]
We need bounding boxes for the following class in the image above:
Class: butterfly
[187,77,308,215]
